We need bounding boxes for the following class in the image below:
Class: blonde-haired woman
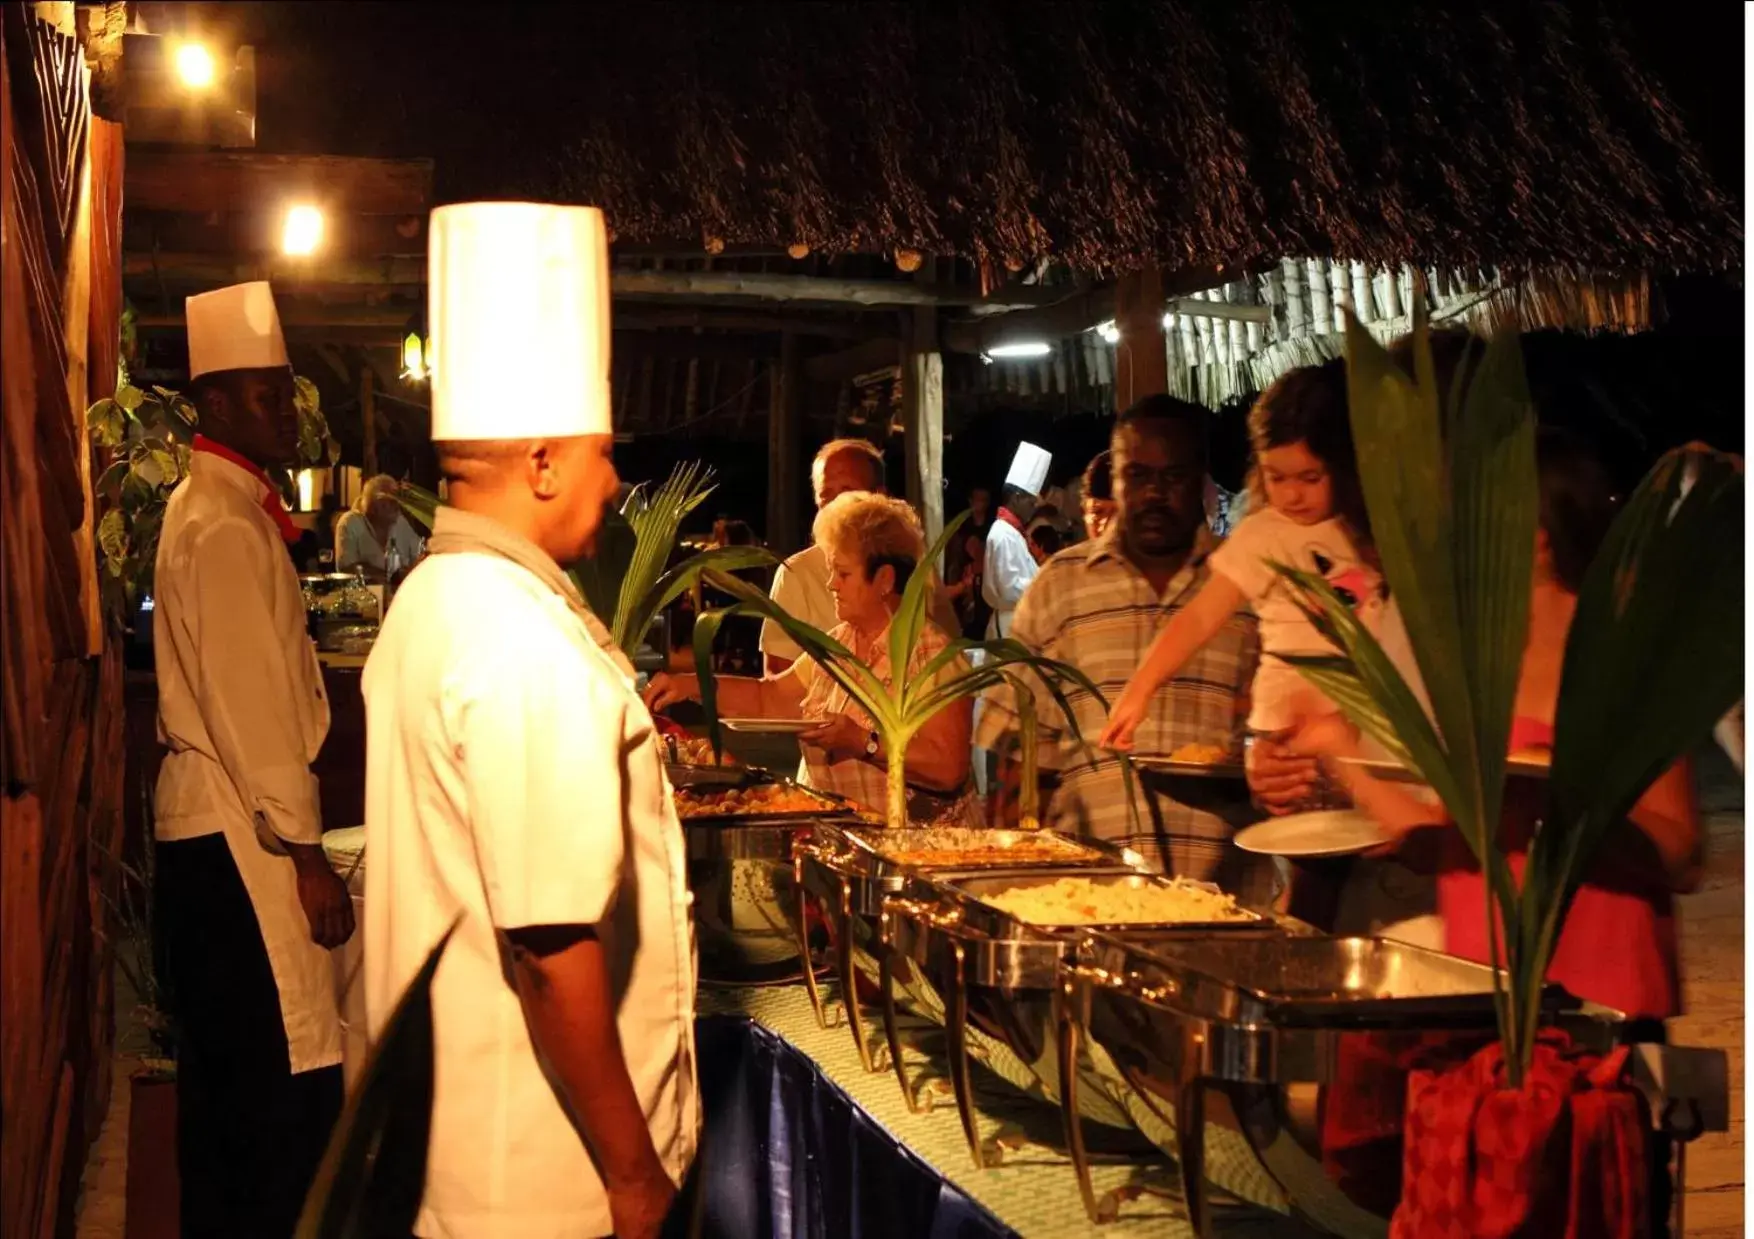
[645,491,979,825]
[334,474,422,580]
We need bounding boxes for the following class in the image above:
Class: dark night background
[139,1,1745,533]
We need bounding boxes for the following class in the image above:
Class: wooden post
[1115,267,1169,409]
[359,364,376,477]
[767,331,801,552]
[901,307,944,550]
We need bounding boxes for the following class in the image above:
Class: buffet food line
[330,753,1729,1238]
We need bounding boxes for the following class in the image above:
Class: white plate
[720,718,816,735]
[1233,811,1388,859]
[1339,753,1551,784]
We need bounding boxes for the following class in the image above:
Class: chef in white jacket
[983,442,1050,640]
[363,202,698,1239]
[972,442,1050,794]
[152,281,354,1238]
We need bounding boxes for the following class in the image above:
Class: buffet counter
[694,984,1291,1239]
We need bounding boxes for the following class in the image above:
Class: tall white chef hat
[428,202,612,441]
[185,282,289,379]
[1004,441,1052,496]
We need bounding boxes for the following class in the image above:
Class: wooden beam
[136,302,880,342]
[1166,297,1270,325]
[804,337,902,385]
[901,308,944,549]
[124,152,434,215]
[123,252,425,286]
[125,253,1071,312]
[125,209,427,258]
[942,284,1115,354]
[1115,268,1169,409]
[767,333,802,552]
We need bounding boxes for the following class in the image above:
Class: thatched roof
[529,0,1739,275]
[233,1,1740,279]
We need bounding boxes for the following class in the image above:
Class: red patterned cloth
[1393,1031,1649,1239]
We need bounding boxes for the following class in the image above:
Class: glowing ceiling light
[401,332,427,382]
[986,341,1053,359]
[282,205,324,257]
[175,42,216,89]
[1095,320,1120,345]
[1162,312,1179,330]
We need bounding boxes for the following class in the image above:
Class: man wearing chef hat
[984,441,1049,640]
[152,281,354,1236]
[970,442,1050,790]
[362,203,697,1239]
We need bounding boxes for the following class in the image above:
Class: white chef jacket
[152,449,341,1074]
[362,540,699,1239]
[982,515,1038,640]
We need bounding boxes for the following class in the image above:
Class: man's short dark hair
[1082,450,1113,501]
[1113,393,1209,463]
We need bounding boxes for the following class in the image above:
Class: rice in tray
[984,876,1252,925]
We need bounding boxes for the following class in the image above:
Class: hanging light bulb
[401,332,427,382]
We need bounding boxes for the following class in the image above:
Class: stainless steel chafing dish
[877,869,1277,1169]
[1056,932,1582,1236]
[791,826,1141,1073]
[680,776,861,984]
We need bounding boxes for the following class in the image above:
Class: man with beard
[976,396,1263,888]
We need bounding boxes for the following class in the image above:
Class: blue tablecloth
[683,1013,1015,1239]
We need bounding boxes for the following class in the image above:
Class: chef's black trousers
[157,833,342,1239]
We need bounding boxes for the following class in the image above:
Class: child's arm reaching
[1099,573,1246,750]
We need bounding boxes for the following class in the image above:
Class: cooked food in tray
[982,875,1252,926]
[673,783,841,820]
[1166,742,1231,765]
[666,734,739,767]
[855,827,1105,869]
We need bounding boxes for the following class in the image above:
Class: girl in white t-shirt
[1102,362,1384,759]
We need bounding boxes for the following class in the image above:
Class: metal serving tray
[672,780,862,826]
[792,825,1144,1074]
[1056,932,1576,1236]
[839,825,1123,870]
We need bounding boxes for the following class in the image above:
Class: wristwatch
[864,730,881,758]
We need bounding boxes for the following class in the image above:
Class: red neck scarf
[996,506,1026,533]
[193,435,302,544]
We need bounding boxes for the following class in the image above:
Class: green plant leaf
[612,464,717,650]
[115,384,146,412]
[294,375,322,416]
[119,472,155,513]
[98,509,129,562]
[630,545,778,656]
[294,922,455,1239]
[86,398,126,447]
[96,459,129,501]
[890,511,969,698]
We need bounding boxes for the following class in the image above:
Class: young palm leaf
[692,513,1133,832]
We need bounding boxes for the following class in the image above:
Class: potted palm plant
[1278,310,1742,1233]
[690,511,1119,832]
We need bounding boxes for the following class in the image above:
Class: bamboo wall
[2,5,126,1236]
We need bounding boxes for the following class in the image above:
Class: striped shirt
[975,524,1261,881]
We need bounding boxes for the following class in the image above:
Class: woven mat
[701,984,1325,1238]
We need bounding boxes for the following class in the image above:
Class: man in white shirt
[152,282,353,1238]
[333,473,423,580]
[983,442,1049,640]
[363,203,697,1239]
[760,437,886,674]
